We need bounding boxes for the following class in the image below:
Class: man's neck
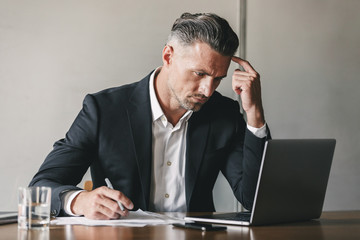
[154,68,187,126]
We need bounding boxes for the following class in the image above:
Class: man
[30,13,270,220]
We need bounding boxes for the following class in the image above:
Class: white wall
[2,0,359,213]
[247,0,360,210]
[0,0,240,211]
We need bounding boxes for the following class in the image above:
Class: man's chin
[182,102,203,112]
[192,103,203,112]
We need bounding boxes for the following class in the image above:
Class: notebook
[185,139,336,226]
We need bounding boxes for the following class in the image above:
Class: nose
[199,77,215,97]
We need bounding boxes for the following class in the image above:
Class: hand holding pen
[70,178,134,220]
[105,178,125,211]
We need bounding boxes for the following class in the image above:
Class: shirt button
[165,193,169,198]
[167,161,172,166]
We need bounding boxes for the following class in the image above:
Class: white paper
[50,209,186,227]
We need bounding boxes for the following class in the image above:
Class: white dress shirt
[148,67,192,212]
[63,67,267,215]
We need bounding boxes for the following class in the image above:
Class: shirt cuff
[63,190,85,216]
[247,122,268,138]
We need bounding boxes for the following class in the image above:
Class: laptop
[0,211,17,225]
[185,139,336,226]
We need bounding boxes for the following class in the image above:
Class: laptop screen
[185,139,336,226]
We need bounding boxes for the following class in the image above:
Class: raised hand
[232,56,265,128]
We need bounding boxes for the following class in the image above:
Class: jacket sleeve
[29,94,99,216]
[221,101,271,211]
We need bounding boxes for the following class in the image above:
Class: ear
[162,45,174,66]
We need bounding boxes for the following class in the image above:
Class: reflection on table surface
[1,211,359,240]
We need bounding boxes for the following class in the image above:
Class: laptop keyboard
[213,212,251,221]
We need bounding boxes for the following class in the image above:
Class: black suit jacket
[30,72,270,216]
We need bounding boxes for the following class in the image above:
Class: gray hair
[168,13,239,56]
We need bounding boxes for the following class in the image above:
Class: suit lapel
[127,75,153,210]
[126,71,212,210]
[185,110,210,208]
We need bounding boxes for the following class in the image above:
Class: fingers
[231,56,257,74]
[231,57,262,110]
[72,186,134,220]
[231,56,260,94]
[233,69,258,82]
[96,187,134,218]
[89,192,122,219]
[102,186,134,211]
[231,56,265,126]
[232,69,260,95]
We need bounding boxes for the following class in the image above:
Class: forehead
[175,42,232,75]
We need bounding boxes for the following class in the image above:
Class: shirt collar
[149,67,164,122]
[149,67,193,123]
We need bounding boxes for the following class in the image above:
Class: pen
[105,178,125,211]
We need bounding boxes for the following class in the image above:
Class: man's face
[165,41,232,112]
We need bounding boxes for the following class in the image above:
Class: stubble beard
[169,85,205,112]
[181,97,203,112]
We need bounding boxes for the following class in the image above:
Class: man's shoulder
[94,75,149,97]
[87,72,152,104]
[92,82,137,99]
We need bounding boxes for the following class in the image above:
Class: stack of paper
[51,209,186,227]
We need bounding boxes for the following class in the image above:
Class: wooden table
[1,211,359,240]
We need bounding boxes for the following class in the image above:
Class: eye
[195,72,205,77]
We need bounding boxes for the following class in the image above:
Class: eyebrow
[215,74,227,80]
[196,69,227,80]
